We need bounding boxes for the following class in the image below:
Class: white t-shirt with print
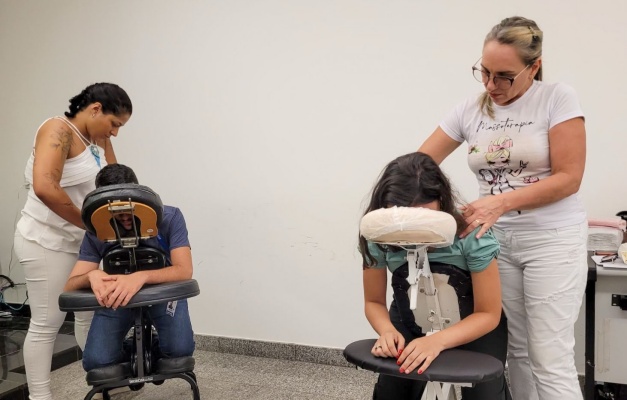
[440,80,586,230]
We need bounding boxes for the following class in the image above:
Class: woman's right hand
[87,269,117,307]
[363,268,405,358]
[397,334,445,375]
[371,329,405,359]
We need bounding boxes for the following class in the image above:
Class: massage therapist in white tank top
[13,83,132,400]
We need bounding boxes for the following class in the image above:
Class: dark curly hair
[64,83,132,118]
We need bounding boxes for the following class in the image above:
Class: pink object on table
[588,218,627,231]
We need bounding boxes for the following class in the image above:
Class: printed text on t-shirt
[476,118,534,133]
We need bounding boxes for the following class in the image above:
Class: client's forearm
[64,273,92,292]
[365,301,397,335]
[429,311,499,351]
[136,264,193,286]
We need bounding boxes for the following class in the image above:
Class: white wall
[1,0,626,364]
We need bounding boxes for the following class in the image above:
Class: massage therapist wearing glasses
[13,83,132,400]
[419,16,587,400]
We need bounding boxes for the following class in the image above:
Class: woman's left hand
[371,329,405,359]
[101,273,147,309]
[460,196,506,238]
[396,335,445,375]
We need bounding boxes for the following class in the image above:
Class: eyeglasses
[472,59,530,90]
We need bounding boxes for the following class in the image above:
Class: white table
[585,254,627,398]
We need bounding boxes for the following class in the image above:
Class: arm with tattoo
[32,121,85,229]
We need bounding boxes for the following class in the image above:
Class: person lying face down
[64,163,195,372]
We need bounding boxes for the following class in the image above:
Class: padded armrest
[343,339,503,383]
[59,279,200,312]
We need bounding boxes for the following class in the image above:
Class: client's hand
[101,273,147,309]
[372,329,405,359]
[87,270,117,307]
[397,334,445,375]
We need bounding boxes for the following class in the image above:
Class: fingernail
[418,370,423,374]
[399,368,405,373]
[398,349,403,356]
[396,360,401,365]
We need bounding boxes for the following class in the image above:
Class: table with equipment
[585,253,627,399]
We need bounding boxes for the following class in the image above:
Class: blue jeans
[82,299,195,372]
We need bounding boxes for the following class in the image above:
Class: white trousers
[14,231,93,400]
[493,222,588,400]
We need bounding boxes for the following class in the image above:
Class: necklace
[60,117,101,168]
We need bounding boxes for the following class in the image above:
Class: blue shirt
[367,227,499,273]
[78,205,190,265]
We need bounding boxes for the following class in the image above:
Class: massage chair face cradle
[88,189,166,275]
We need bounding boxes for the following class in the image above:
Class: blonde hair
[479,16,543,119]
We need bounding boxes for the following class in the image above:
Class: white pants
[493,222,588,400]
[14,231,93,400]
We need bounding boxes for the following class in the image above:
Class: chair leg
[84,387,102,400]
[176,372,201,400]
[129,383,145,391]
[84,389,111,400]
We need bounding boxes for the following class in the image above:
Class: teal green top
[367,226,500,273]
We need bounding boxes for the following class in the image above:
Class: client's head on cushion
[360,206,456,246]
[95,164,140,231]
[359,152,467,267]
[82,164,163,241]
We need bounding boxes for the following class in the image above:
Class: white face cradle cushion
[360,206,457,248]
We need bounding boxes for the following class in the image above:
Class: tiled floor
[0,315,81,400]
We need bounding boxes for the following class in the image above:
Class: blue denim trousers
[82,299,195,372]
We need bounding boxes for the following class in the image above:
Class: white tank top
[16,117,107,253]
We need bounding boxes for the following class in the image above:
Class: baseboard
[193,334,352,368]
